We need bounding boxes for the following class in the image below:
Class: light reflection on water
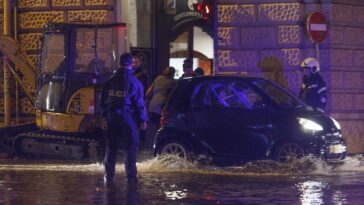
[297,181,326,205]
[0,155,364,204]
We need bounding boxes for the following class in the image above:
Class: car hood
[273,107,339,133]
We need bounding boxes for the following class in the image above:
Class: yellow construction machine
[0,22,127,160]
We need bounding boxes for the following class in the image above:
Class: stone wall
[328,1,364,153]
[217,0,364,153]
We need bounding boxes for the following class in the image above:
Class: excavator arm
[0,36,36,106]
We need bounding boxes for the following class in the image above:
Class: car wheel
[158,140,190,160]
[274,142,305,163]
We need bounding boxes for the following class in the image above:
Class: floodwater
[1,154,364,205]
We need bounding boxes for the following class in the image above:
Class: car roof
[179,74,267,83]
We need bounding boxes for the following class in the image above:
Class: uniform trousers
[104,110,139,180]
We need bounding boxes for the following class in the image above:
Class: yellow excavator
[0,22,127,160]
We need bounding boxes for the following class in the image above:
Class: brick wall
[217,0,364,154]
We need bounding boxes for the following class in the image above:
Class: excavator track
[13,131,104,161]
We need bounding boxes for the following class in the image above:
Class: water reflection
[332,190,347,205]
[164,183,188,200]
[100,182,141,205]
[0,156,364,204]
[164,189,188,200]
[297,181,326,205]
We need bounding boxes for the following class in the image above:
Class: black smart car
[153,75,346,165]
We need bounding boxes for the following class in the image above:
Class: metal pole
[3,0,12,126]
[213,0,218,75]
[14,1,19,124]
[315,43,320,61]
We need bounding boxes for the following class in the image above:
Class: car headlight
[298,118,323,131]
[330,117,341,130]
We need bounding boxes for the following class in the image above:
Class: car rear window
[166,80,195,112]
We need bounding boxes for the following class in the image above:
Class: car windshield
[251,79,305,109]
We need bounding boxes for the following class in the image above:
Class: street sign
[306,11,328,43]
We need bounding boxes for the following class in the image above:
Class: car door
[187,79,273,160]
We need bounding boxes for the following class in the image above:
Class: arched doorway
[154,0,215,79]
[169,24,213,78]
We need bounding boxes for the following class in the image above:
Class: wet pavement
[1,155,364,205]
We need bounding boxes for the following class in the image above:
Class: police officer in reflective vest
[101,53,148,183]
[299,57,327,113]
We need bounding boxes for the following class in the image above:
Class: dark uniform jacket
[133,67,148,91]
[101,68,148,123]
[299,73,327,112]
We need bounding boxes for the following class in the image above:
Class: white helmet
[301,57,320,73]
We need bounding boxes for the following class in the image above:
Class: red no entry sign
[306,12,328,43]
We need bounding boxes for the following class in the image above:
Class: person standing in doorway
[181,58,195,78]
[101,53,148,184]
[299,57,327,113]
[132,55,149,91]
[194,67,205,76]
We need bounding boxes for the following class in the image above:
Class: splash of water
[138,155,202,173]
[138,154,333,176]
[0,154,363,176]
[333,155,364,172]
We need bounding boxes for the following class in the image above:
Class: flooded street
[1,155,364,204]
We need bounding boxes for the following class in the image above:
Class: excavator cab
[36,23,125,120]
[10,23,127,160]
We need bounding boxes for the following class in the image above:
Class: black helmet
[120,53,133,66]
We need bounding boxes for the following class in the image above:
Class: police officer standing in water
[299,57,328,113]
[101,53,148,184]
